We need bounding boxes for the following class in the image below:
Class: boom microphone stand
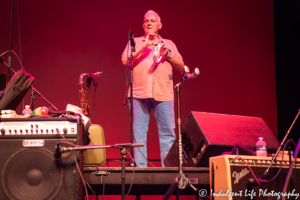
[261,109,300,178]
[29,86,58,111]
[58,142,144,200]
[123,30,136,165]
[2,63,58,112]
[7,0,14,82]
[163,67,201,200]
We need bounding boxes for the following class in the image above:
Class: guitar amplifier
[210,155,300,200]
[0,117,84,200]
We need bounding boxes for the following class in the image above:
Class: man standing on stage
[121,10,184,167]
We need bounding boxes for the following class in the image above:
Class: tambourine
[153,42,164,63]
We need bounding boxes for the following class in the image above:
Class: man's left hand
[160,45,170,58]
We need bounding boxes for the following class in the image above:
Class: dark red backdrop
[0,0,276,164]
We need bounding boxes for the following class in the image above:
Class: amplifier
[210,155,300,200]
[0,117,84,200]
[0,117,80,137]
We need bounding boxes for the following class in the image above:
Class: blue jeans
[129,98,176,167]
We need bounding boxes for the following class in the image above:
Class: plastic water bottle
[256,137,267,157]
[22,105,32,116]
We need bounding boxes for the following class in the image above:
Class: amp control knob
[256,160,262,165]
[233,159,239,164]
[286,161,290,166]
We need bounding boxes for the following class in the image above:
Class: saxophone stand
[163,68,204,200]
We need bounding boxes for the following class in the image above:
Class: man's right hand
[143,33,156,48]
[122,33,156,65]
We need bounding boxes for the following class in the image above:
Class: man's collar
[140,35,164,45]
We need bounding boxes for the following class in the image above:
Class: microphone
[129,30,136,52]
[181,67,200,81]
[181,66,190,80]
[187,68,200,79]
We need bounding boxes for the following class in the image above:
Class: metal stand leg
[162,84,200,200]
[135,194,141,200]
[121,148,127,200]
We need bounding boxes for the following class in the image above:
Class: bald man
[121,10,184,167]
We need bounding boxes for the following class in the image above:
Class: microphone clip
[54,143,61,159]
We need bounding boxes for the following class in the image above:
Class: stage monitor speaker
[210,155,300,200]
[164,112,279,167]
[0,117,84,200]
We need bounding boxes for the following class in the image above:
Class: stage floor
[84,167,210,195]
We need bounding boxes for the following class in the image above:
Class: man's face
[143,14,162,35]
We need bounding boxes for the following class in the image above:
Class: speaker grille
[0,139,82,200]
[2,148,62,200]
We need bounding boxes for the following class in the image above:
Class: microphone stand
[7,0,14,82]
[261,108,300,179]
[1,63,58,112]
[257,108,300,191]
[59,142,144,200]
[30,86,58,111]
[163,78,204,200]
[123,31,135,166]
[287,141,296,200]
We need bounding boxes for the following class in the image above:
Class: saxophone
[79,72,106,166]
[79,73,89,117]
[79,72,102,117]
